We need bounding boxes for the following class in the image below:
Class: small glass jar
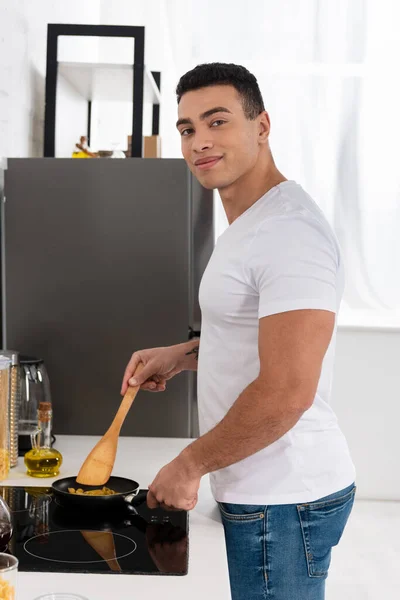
[0,553,18,599]
[0,356,11,481]
[18,357,51,455]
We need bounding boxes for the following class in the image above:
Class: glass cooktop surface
[0,486,188,576]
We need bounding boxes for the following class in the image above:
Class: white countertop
[2,435,231,600]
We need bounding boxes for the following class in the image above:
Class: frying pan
[51,475,188,572]
[52,476,148,512]
[50,486,188,575]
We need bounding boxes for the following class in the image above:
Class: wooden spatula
[81,530,122,572]
[76,362,144,486]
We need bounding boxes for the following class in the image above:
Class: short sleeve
[246,216,340,319]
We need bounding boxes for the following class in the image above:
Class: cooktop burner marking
[23,530,137,564]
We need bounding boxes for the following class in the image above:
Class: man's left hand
[147,453,202,511]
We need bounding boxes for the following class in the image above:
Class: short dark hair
[176,63,265,120]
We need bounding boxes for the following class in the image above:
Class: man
[121,63,356,600]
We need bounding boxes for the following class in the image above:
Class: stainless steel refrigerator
[0,158,214,438]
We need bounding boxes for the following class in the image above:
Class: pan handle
[124,489,148,514]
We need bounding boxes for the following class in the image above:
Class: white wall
[55,75,89,158]
[332,327,400,501]
[0,0,101,158]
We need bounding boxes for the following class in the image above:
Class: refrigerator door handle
[188,326,200,340]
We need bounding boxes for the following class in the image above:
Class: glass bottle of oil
[24,402,63,477]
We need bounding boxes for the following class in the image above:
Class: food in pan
[68,486,117,496]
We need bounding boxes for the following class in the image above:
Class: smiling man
[121,63,356,600]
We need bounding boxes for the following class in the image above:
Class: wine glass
[0,495,13,551]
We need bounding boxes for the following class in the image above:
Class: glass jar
[0,495,12,552]
[18,357,51,455]
[0,351,20,469]
[0,356,11,481]
[0,553,18,600]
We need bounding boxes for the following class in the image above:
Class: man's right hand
[121,345,186,395]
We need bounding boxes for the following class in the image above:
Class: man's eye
[211,120,225,127]
[181,128,193,136]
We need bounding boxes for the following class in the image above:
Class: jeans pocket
[297,486,356,578]
[218,502,265,522]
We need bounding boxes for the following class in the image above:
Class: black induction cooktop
[0,486,188,575]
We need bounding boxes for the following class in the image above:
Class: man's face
[177,85,265,190]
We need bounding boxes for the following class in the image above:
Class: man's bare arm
[179,309,335,475]
[180,339,200,371]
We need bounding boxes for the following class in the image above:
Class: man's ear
[258,111,271,144]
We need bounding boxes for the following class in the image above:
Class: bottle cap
[0,350,19,366]
[39,402,52,411]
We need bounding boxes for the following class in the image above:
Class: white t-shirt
[197,180,356,505]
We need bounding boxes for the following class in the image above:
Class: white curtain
[187,0,400,326]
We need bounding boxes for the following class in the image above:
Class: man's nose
[191,131,213,153]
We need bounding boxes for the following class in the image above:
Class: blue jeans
[219,483,356,600]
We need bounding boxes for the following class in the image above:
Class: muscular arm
[180,309,335,475]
